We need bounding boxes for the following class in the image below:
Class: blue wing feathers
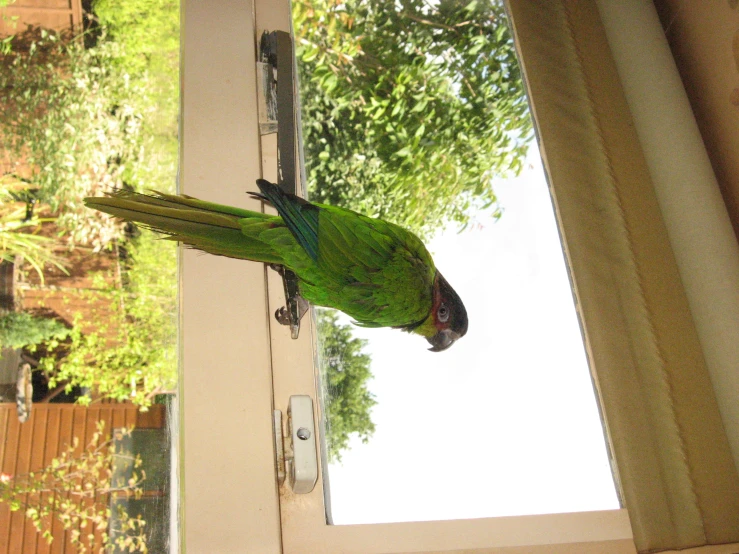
[256,179,319,261]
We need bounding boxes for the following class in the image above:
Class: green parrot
[84,179,468,351]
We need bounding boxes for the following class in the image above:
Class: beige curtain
[505,0,739,552]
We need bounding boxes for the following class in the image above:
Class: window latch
[274,395,318,494]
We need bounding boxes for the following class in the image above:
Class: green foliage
[0,30,147,248]
[0,311,70,350]
[0,220,66,282]
[39,232,178,409]
[92,0,180,193]
[0,19,179,250]
[0,421,147,553]
[0,181,68,282]
[317,309,376,461]
[1,0,180,406]
[0,219,68,283]
[294,0,532,237]
[92,0,179,74]
[0,35,12,55]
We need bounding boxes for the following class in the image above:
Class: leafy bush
[0,23,178,248]
[39,231,177,408]
[0,311,70,350]
[92,0,179,75]
[0,28,164,249]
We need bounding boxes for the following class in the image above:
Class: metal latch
[273,395,318,494]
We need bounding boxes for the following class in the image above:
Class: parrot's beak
[427,329,461,352]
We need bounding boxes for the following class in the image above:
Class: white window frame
[176,0,736,552]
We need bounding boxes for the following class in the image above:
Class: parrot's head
[424,272,468,352]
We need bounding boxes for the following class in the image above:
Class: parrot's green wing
[255,180,436,329]
[317,206,434,326]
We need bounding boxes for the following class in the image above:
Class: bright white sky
[323,144,620,525]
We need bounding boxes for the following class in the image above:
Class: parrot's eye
[437,304,450,323]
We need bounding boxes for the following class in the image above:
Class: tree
[0,311,69,350]
[0,422,147,553]
[294,0,532,238]
[91,0,180,175]
[316,309,377,461]
[0,9,179,251]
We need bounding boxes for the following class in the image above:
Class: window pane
[111,426,174,552]
[315,148,619,524]
[296,0,620,525]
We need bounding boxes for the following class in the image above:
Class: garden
[0,0,180,410]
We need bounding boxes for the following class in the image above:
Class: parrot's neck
[412,313,438,338]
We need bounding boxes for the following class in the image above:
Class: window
[179,1,634,552]
[180,0,739,552]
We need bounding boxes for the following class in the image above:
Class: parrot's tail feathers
[85,191,287,265]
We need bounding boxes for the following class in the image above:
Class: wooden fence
[0,0,83,37]
[0,403,167,553]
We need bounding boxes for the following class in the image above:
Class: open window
[180,0,739,552]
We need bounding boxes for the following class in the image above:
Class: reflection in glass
[316,309,376,464]
[0,2,179,551]
[298,0,619,524]
[111,427,173,552]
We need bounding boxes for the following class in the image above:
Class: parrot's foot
[274,296,309,327]
[270,264,310,339]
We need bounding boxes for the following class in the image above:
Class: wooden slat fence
[0,403,165,553]
[0,0,83,38]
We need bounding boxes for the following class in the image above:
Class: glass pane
[111,427,173,552]
[0,2,179,552]
[296,0,620,524]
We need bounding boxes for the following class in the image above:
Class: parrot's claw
[274,296,309,336]
[270,264,310,338]
[275,306,291,326]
